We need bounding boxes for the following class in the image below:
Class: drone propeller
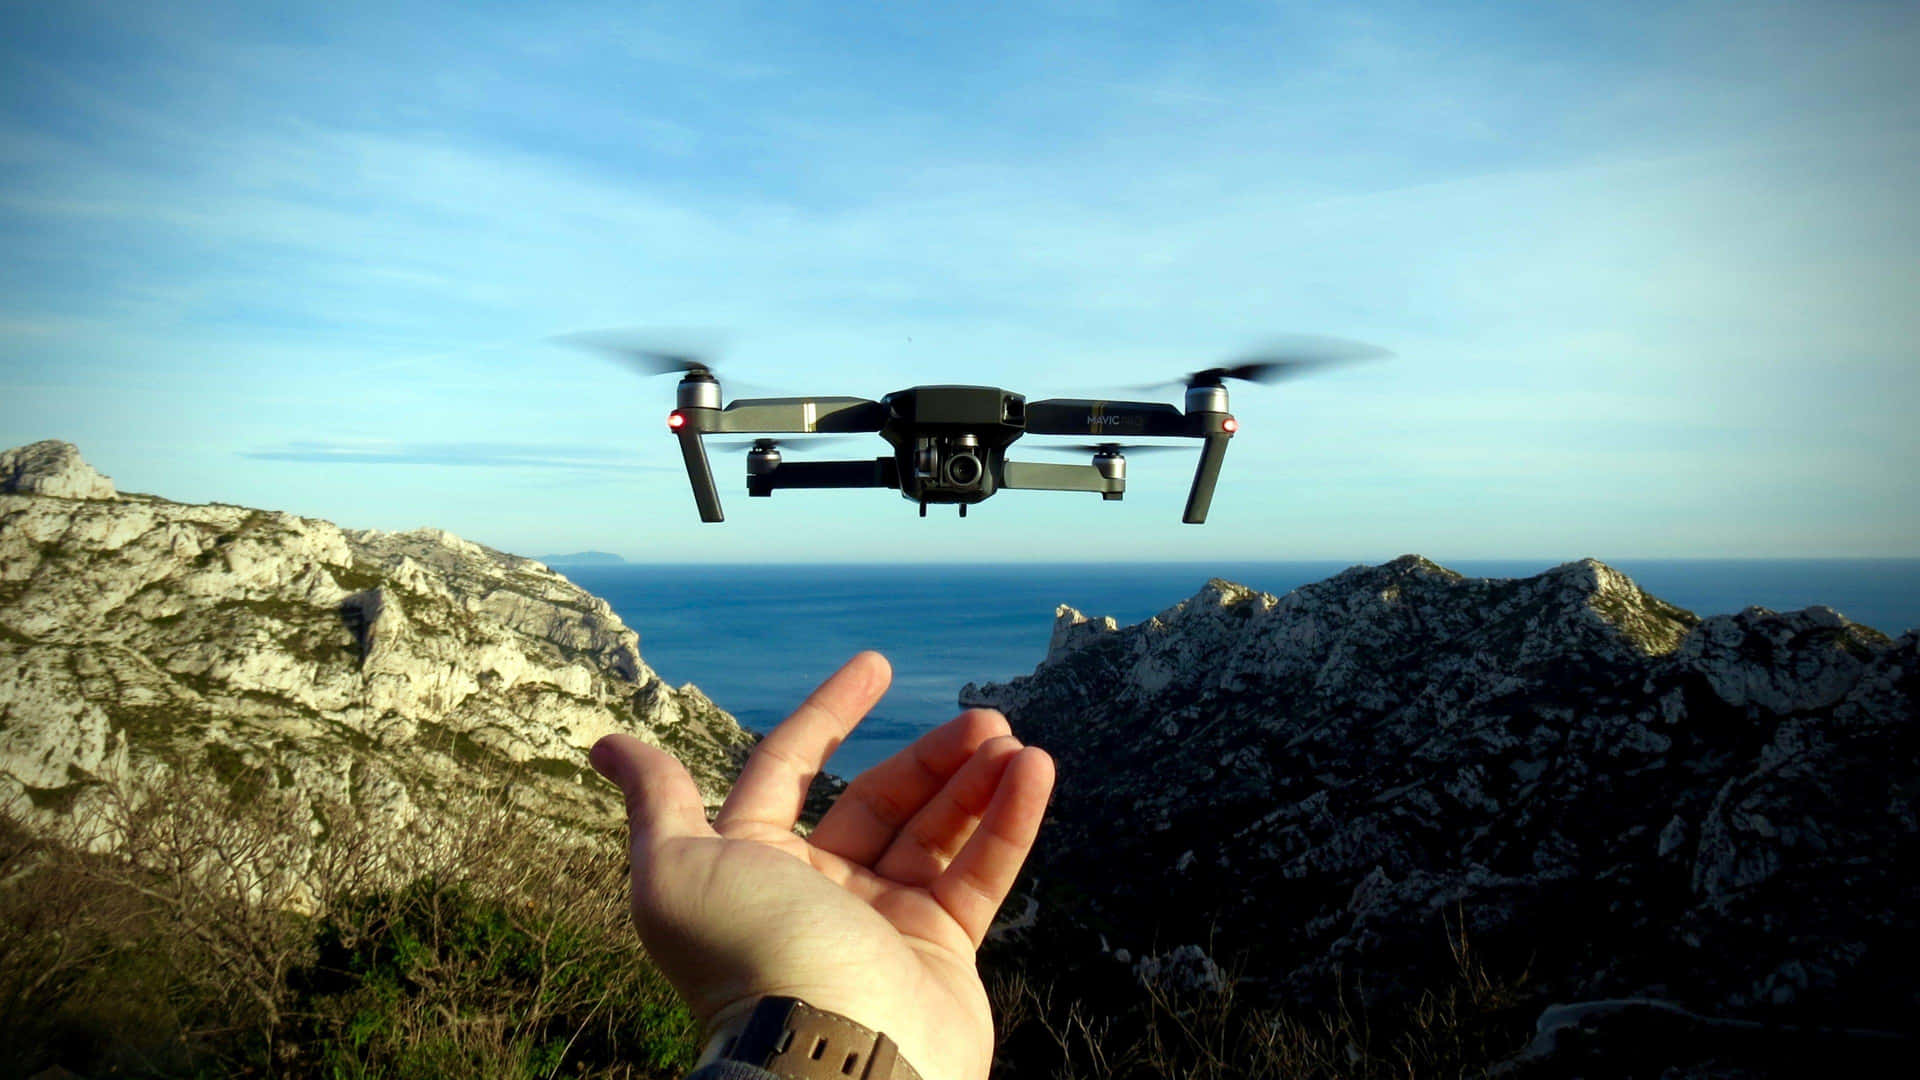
[709,436,859,452]
[1039,441,1189,457]
[551,329,723,378]
[1127,334,1393,392]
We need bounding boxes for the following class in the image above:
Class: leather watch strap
[708,996,922,1080]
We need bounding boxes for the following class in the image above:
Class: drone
[564,333,1388,523]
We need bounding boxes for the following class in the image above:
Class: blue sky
[3,0,1915,562]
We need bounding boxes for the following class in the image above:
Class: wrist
[696,995,921,1080]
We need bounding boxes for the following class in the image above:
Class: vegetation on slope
[0,770,700,1079]
[2,760,1535,1079]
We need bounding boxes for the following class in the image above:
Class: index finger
[714,651,892,837]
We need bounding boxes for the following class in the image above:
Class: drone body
[554,329,1384,523]
[666,375,1239,523]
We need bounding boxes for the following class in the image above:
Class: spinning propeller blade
[1037,441,1189,456]
[551,329,723,377]
[1125,335,1393,392]
[709,436,860,452]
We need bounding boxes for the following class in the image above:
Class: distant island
[536,550,628,566]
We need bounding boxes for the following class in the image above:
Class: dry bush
[6,756,1534,1079]
[0,768,326,1075]
[0,812,176,1073]
[0,762,699,1079]
[988,913,1531,1079]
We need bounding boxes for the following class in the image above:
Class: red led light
[1222,416,1239,433]
[667,411,686,430]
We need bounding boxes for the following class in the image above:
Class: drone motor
[1185,383,1229,414]
[676,371,722,411]
[745,439,780,476]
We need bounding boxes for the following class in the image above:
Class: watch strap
[710,996,922,1080]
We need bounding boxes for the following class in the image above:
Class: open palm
[591,651,1054,1080]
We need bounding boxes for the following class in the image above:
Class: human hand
[590,651,1054,1080]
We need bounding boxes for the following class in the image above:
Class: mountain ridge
[7,439,1912,1072]
[966,552,1916,1071]
[0,440,755,858]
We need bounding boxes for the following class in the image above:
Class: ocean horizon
[559,558,1920,778]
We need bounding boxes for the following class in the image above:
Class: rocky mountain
[10,438,1913,1071]
[965,555,1916,1071]
[0,441,755,851]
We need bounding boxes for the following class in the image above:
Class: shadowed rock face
[0,443,756,850]
[964,555,1917,1038]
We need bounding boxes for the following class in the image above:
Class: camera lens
[946,452,982,487]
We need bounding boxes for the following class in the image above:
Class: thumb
[591,733,713,846]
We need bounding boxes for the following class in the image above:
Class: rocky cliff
[965,555,1916,1069]
[0,441,755,850]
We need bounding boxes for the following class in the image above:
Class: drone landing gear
[917,501,968,518]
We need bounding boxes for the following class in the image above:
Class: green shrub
[0,771,700,1079]
[289,876,698,1079]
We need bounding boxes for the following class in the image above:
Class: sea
[559,560,1920,778]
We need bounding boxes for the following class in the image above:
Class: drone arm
[998,460,1124,499]
[714,396,886,434]
[1024,399,1188,437]
[1181,434,1231,524]
[669,396,884,521]
[674,427,725,522]
[748,458,900,496]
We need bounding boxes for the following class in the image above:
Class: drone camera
[944,434,984,488]
[946,454,983,486]
[911,433,990,494]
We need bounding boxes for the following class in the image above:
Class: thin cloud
[243,441,664,472]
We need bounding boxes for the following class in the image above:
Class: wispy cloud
[5,1,1917,556]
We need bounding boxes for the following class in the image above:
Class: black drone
[565,334,1387,523]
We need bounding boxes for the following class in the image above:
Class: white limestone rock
[1131,943,1226,994]
[0,442,757,848]
[1045,604,1119,660]
[1675,604,1885,714]
[0,440,116,501]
